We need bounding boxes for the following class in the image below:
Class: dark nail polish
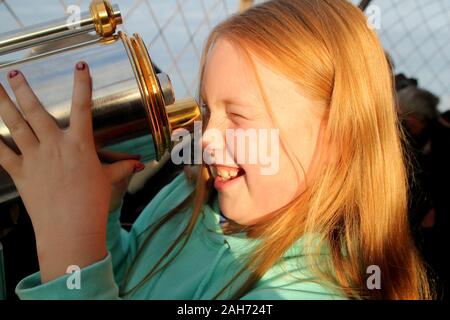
[8,70,19,78]
[76,62,86,71]
[134,163,145,173]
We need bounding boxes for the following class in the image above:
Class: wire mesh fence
[0,0,449,109]
[359,0,450,111]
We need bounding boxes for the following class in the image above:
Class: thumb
[103,160,145,184]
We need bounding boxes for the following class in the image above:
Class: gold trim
[119,31,201,160]
[166,98,201,132]
[132,34,172,155]
[119,31,163,159]
[90,0,121,37]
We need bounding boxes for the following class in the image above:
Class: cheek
[219,146,303,224]
[220,118,313,218]
[242,150,300,210]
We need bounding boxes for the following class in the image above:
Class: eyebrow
[200,77,257,109]
[200,91,250,109]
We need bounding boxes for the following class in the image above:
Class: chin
[219,199,242,223]
[218,198,259,226]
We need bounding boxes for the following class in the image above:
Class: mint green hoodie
[15,170,345,300]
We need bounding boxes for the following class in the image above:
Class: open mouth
[210,165,246,182]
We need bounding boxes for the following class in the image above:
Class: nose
[201,119,238,166]
[202,119,224,153]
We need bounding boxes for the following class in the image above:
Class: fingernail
[134,163,145,173]
[76,62,86,71]
[8,70,19,79]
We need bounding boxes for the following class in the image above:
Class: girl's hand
[0,62,143,282]
[97,150,145,212]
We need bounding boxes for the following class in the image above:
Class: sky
[0,0,449,110]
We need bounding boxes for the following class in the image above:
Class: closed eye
[227,112,247,121]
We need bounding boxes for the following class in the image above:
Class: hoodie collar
[201,195,328,258]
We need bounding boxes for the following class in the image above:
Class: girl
[0,0,432,299]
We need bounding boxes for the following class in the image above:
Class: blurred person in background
[428,109,450,301]
[397,83,439,234]
[397,81,449,300]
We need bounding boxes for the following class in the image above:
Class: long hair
[121,0,433,299]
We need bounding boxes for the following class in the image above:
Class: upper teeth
[212,167,239,181]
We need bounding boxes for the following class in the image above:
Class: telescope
[0,0,201,203]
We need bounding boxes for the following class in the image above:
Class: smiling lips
[210,165,245,182]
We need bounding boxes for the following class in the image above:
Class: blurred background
[0,0,449,300]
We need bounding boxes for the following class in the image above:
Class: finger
[69,62,93,142]
[0,79,38,153]
[103,160,145,184]
[97,150,141,164]
[7,70,60,140]
[0,137,21,174]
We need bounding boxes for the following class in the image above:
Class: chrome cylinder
[0,1,201,203]
[0,0,122,55]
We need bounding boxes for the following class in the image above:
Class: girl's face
[201,39,326,225]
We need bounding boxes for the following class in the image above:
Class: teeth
[211,166,240,181]
[218,169,230,179]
